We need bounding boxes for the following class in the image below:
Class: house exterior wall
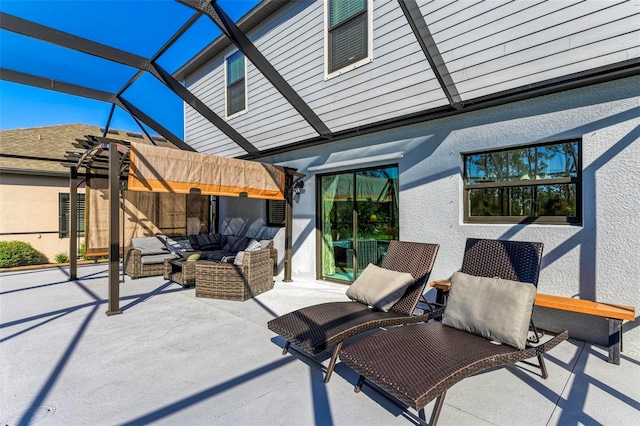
[0,173,83,261]
[183,0,638,156]
[217,196,285,273]
[184,0,445,156]
[185,1,639,352]
[218,76,640,352]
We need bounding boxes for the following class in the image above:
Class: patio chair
[267,241,440,382]
[339,238,569,425]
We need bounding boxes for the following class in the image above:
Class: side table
[164,258,197,287]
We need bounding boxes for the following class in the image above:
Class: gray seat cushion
[140,253,178,264]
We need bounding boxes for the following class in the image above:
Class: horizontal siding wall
[184,0,638,156]
[420,0,640,100]
[184,0,448,155]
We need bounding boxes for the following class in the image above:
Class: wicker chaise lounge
[267,241,440,383]
[339,238,569,425]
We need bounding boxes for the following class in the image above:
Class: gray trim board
[0,168,68,177]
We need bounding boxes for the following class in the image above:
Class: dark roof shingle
[0,124,175,174]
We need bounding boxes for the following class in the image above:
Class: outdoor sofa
[124,233,275,279]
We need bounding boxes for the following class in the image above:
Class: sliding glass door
[319,166,399,283]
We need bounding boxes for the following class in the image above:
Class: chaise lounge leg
[354,375,365,393]
[428,391,447,426]
[538,354,548,379]
[324,342,343,383]
[282,341,291,356]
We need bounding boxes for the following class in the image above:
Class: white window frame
[324,0,374,80]
[224,49,248,119]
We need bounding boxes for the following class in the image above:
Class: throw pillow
[206,233,223,250]
[233,251,245,265]
[245,239,262,251]
[196,234,214,251]
[187,235,201,250]
[442,271,536,350]
[220,254,236,264]
[184,252,201,262]
[259,239,272,249]
[175,238,193,252]
[165,237,194,256]
[345,263,414,312]
[224,235,251,253]
[163,237,180,255]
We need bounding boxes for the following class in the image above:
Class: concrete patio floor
[1,264,639,426]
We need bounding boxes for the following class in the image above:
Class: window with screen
[325,0,372,77]
[463,140,581,225]
[267,199,286,227]
[59,193,85,238]
[225,50,247,117]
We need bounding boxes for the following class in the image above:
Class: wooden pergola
[62,134,302,315]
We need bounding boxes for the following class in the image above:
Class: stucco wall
[0,173,83,261]
[218,196,286,273]
[224,76,639,353]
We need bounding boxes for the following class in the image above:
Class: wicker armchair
[195,248,273,301]
[124,248,175,279]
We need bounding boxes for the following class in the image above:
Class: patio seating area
[1,264,639,425]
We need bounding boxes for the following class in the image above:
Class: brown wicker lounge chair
[267,241,440,383]
[339,238,569,425]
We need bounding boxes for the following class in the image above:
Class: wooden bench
[534,293,635,365]
[428,280,636,365]
[84,251,120,263]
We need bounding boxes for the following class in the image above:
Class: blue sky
[0,0,260,138]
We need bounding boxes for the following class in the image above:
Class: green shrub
[0,241,48,268]
[54,252,70,263]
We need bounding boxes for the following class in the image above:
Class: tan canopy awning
[128,142,285,200]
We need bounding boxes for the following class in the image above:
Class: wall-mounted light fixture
[292,178,304,195]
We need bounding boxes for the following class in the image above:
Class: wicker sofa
[195,248,274,300]
[124,236,179,279]
[124,234,276,280]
